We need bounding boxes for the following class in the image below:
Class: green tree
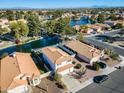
[10,21,29,39]
[62,17,70,24]
[115,23,123,29]
[53,19,64,34]
[97,14,105,23]
[64,24,75,35]
[18,21,29,37]
[109,14,117,21]
[90,15,96,24]
[44,20,55,35]
[54,72,61,81]
[109,52,119,60]
[77,32,84,41]
[15,11,24,19]
[2,27,9,34]
[93,62,100,71]
[9,22,20,38]
[44,17,73,36]
[27,15,41,36]
[80,25,89,33]
[0,26,9,35]
[6,10,15,21]
[52,10,64,19]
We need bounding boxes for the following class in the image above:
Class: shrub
[93,62,100,71]
[104,38,108,42]
[109,52,119,60]
[56,81,67,89]
[74,63,82,69]
[72,61,76,64]
[54,73,61,81]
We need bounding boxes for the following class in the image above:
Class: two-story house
[41,47,74,76]
[1,52,41,93]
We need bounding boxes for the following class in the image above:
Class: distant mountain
[0,6,124,10]
[91,5,124,8]
[91,5,109,8]
[12,7,31,9]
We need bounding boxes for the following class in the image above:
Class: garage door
[7,85,28,93]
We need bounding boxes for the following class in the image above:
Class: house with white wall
[41,47,74,76]
[1,52,41,93]
[65,40,104,65]
[87,24,111,34]
[9,19,27,24]
[104,20,124,26]
[0,18,9,28]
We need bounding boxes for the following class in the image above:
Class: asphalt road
[77,67,124,93]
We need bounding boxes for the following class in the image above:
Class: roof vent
[9,52,16,57]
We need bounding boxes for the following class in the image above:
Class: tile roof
[65,40,100,60]
[57,64,74,72]
[0,52,40,90]
[42,47,73,64]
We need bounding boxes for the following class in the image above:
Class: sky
[0,0,124,9]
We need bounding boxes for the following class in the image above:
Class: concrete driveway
[61,74,80,89]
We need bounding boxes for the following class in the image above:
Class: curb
[66,56,124,93]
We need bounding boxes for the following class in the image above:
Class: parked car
[98,62,107,69]
[93,75,109,84]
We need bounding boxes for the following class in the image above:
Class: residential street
[77,67,124,93]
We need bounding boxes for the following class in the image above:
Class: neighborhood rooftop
[65,40,101,59]
[41,47,73,64]
[0,52,40,90]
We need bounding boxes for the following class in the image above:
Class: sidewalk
[66,56,124,93]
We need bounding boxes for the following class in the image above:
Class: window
[57,64,61,66]
[30,80,33,84]
[34,78,39,84]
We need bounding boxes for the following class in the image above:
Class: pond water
[70,16,91,27]
[0,36,62,56]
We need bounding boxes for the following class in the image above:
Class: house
[0,18,9,28]
[41,47,74,76]
[0,52,41,93]
[104,20,124,26]
[73,25,94,34]
[73,25,80,31]
[9,19,27,24]
[116,21,124,26]
[64,40,104,65]
[82,28,94,34]
[104,20,117,26]
[61,13,74,18]
[0,18,10,33]
[87,24,111,33]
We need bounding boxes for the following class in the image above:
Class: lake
[0,36,62,57]
[70,16,91,27]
